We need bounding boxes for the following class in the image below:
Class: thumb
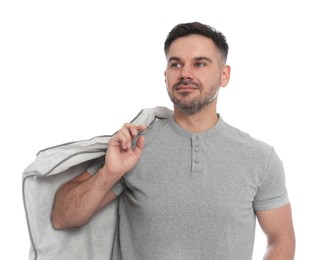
[133,135,145,156]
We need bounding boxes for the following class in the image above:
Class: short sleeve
[86,156,125,196]
[111,179,125,196]
[253,148,289,211]
[86,156,105,175]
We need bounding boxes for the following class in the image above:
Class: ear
[220,65,231,88]
[164,70,167,83]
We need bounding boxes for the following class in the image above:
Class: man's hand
[103,123,147,177]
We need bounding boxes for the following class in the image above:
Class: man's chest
[122,133,259,222]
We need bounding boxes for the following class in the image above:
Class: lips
[175,85,198,91]
[174,80,200,91]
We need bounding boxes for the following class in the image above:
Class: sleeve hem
[111,183,124,196]
[253,192,289,211]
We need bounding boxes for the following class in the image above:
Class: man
[52,22,295,259]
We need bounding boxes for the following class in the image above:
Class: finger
[113,126,133,149]
[121,127,134,149]
[113,123,147,150]
[134,135,145,156]
[123,123,147,137]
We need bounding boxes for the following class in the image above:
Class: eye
[170,62,182,68]
[195,62,206,68]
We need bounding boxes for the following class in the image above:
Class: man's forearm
[51,168,119,229]
[263,238,295,260]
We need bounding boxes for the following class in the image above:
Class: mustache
[173,79,201,89]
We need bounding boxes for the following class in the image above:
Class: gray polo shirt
[88,114,288,260]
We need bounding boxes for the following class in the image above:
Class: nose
[180,65,194,80]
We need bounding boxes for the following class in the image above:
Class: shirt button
[194,159,200,163]
[194,148,199,152]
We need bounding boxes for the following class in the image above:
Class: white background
[1,0,316,259]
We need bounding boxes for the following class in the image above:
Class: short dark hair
[164,22,229,62]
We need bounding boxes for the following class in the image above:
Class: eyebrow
[167,56,181,63]
[194,56,213,63]
[167,56,213,64]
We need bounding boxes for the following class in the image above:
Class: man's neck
[173,106,219,133]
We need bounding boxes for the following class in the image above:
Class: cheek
[165,79,172,92]
[164,74,173,88]
[165,69,179,80]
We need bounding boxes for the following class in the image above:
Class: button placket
[191,135,203,173]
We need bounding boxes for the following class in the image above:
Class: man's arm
[51,123,146,229]
[256,203,296,260]
[51,169,119,229]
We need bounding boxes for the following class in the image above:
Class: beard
[167,79,220,115]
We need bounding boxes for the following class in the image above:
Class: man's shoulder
[220,118,274,155]
[131,106,173,125]
[141,106,173,119]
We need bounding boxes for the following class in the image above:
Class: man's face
[165,34,230,115]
